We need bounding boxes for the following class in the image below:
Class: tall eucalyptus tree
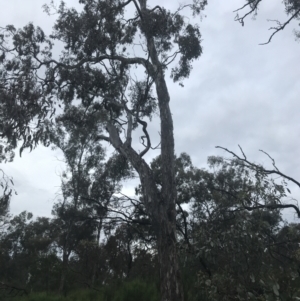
[0,1,207,299]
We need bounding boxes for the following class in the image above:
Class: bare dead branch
[137,117,151,157]
[234,0,262,27]
[242,203,300,217]
[260,10,300,45]
[172,4,192,18]
[216,145,300,189]
[216,145,300,217]
[151,140,161,150]
[234,1,300,44]
[259,149,279,171]
[238,144,247,160]
[212,186,300,218]
[163,50,180,67]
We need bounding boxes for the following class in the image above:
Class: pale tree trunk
[59,251,69,295]
[126,234,133,278]
[58,221,74,295]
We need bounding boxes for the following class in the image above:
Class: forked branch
[137,117,151,157]
[216,145,300,189]
[212,186,300,218]
[234,0,300,44]
[234,0,262,27]
[216,145,300,217]
[260,10,300,45]
[242,203,300,217]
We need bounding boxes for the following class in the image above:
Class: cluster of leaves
[0,0,209,159]
[0,24,54,154]
[178,156,300,301]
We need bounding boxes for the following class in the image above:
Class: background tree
[173,154,300,301]
[47,103,132,293]
[0,211,60,294]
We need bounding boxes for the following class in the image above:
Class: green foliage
[0,0,208,154]
[111,280,159,301]
[178,155,300,301]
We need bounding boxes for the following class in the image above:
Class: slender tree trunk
[91,219,102,286]
[126,238,133,278]
[59,251,69,295]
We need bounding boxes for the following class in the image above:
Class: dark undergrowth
[1,280,159,301]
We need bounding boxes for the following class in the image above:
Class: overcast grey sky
[1,0,300,222]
